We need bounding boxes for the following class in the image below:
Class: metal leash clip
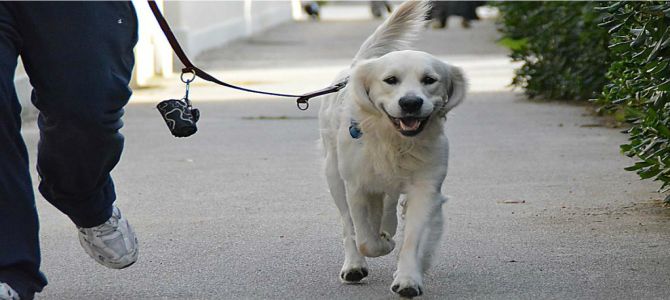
[156,70,201,137]
[295,77,349,111]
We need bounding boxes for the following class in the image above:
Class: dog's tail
[352,0,431,65]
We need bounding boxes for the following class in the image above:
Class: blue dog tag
[349,119,362,139]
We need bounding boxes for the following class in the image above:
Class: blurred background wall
[133,0,294,86]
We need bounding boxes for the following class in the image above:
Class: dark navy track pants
[0,2,137,298]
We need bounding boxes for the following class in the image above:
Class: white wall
[132,0,173,86]
[161,0,292,73]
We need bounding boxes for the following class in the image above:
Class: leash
[147,0,347,111]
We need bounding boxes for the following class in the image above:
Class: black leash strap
[147,0,347,110]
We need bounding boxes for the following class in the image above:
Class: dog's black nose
[399,96,423,113]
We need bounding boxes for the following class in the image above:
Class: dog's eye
[422,76,437,85]
[383,76,399,85]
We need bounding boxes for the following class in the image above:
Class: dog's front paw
[340,266,369,283]
[390,274,423,298]
[358,234,395,257]
[340,258,369,283]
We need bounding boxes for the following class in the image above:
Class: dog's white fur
[317,1,466,297]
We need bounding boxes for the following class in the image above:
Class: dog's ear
[442,65,467,113]
[349,60,378,113]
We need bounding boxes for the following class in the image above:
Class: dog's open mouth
[389,116,429,136]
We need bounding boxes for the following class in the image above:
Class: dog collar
[349,119,362,139]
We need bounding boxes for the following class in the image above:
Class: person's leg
[15,1,138,228]
[0,3,48,299]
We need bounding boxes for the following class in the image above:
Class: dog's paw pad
[391,284,423,298]
[340,268,369,283]
[391,275,423,298]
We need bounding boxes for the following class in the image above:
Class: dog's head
[349,50,466,137]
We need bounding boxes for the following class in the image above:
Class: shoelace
[92,214,120,238]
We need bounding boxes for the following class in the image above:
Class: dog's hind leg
[368,193,396,256]
[325,154,368,283]
[381,193,400,238]
[368,193,383,236]
[391,184,446,298]
[347,186,396,258]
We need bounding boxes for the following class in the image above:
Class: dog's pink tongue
[400,119,420,131]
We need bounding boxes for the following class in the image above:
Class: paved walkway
[21,4,670,299]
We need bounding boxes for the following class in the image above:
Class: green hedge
[497,2,670,200]
[496,2,610,100]
[597,2,670,197]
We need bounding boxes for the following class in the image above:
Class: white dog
[317,1,466,298]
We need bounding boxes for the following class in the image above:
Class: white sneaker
[0,283,20,300]
[78,206,138,269]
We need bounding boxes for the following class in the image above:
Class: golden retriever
[317,1,467,298]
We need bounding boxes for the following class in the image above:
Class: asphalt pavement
[22,4,670,300]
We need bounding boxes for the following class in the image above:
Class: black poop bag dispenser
[156,71,200,137]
